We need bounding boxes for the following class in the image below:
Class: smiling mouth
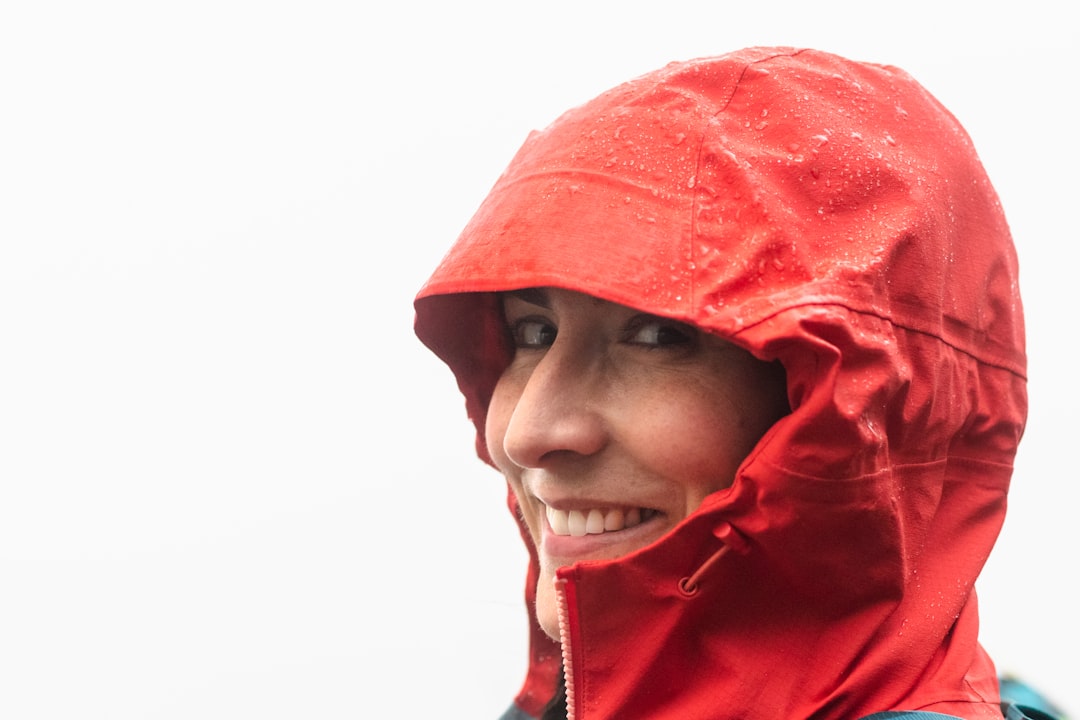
[545,506,660,536]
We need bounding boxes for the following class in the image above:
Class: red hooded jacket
[414,47,1026,719]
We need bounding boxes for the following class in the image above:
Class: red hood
[414,47,1026,719]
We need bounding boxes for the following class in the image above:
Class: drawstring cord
[678,545,730,596]
[678,521,748,596]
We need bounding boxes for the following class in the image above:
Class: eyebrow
[504,287,551,309]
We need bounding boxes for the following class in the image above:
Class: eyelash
[507,316,695,349]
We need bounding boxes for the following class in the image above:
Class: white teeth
[603,507,624,531]
[548,505,569,535]
[585,509,605,534]
[545,505,653,536]
[568,510,587,537]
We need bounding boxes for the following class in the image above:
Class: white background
[1,2,1076,718]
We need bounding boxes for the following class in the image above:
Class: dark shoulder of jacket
[1003,705,1063,720]
[498,704,536,720]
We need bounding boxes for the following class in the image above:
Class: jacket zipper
[554,577,577,720]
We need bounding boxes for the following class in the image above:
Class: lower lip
[540,513,665,561]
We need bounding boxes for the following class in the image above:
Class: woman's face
[486,287,789,641]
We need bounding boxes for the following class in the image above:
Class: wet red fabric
[415,47,1026,719]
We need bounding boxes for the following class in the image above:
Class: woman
[414,47,1037,719]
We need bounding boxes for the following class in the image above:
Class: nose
[497,344,608,469]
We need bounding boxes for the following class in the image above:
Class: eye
[625,316,695,348]
[511,317,557,349]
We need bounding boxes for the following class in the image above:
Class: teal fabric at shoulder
[1000,676,1068,720]
[862,707,1063,720]
[861,676,1069,720]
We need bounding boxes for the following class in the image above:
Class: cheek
[485,378,536,539]
[643,397,747,487]
[484,375,516,471]
[626,377,777,496]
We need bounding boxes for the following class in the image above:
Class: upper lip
[526,469,641,504]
